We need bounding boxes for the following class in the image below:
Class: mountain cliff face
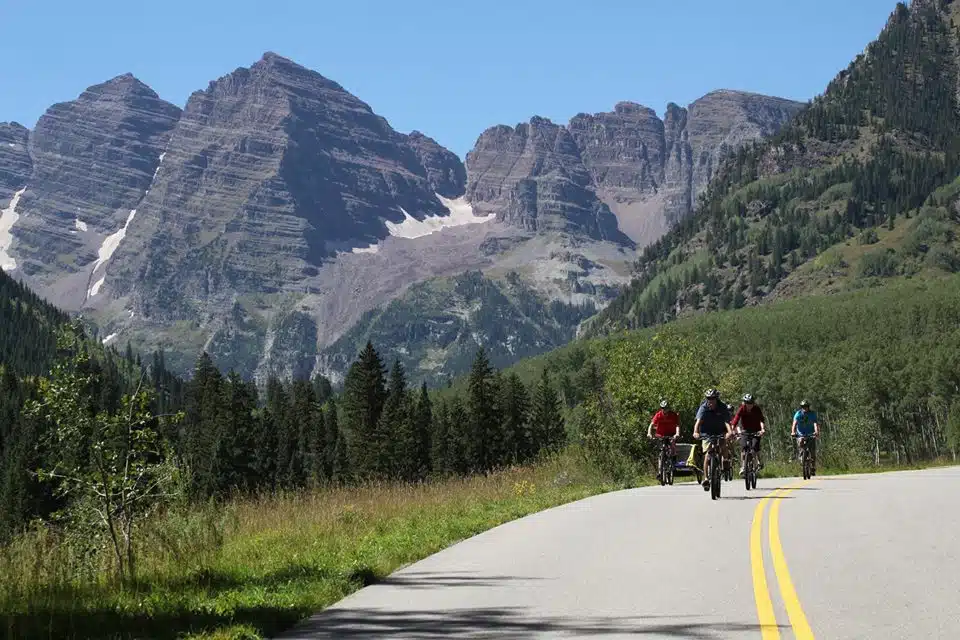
[0,123,31,203]
[1,75,182,308]
[465,117,632,245]
[470,92,803,249]
[2,50,801,383]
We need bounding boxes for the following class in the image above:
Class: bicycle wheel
[744,452,752,491]
[800,447,809,480]
[750,456,758,489]
[711,454,721,500]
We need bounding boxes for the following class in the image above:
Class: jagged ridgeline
[585,0,960,336]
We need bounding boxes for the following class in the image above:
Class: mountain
[320,270,598,386]
[470,93,803,249]
[3,75,181,308]
[1,52,800,383]
[585,0,960,338]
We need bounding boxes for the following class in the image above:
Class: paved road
[279,466,960,639]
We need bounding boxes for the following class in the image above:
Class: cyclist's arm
[814,419,820,436]
[673,419,681,439]
[693,418,703,438]
[791,417,798,436]
[647,419,655,438]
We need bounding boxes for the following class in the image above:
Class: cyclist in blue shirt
[791,400,820,475]
[693,388,733,490]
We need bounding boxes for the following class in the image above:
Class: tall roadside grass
[0,448,625,640]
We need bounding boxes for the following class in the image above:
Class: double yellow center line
[751,481,815,639]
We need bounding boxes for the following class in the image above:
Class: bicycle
[742,433,760,490]
[723,434,734,482]
[653,436,676,486]
[700,434,725,500]
[796,434,817,480]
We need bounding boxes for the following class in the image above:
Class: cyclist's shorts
[739,433,761,449]
[701,438,727,454]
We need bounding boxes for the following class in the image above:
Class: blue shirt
[696,401,731,436]
[794,410,818,436]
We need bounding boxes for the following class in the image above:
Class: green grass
[0,450,625,640]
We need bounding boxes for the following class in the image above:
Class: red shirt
[652,410,680,437]
[732,404,765,432]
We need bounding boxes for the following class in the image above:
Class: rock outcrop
[468,91,804,248]
[3,75,181,307]
[0,123,31,204]
[464,117,632,245]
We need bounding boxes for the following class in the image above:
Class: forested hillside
[585,0,960,335]
[1,272,570,541]
[322,270,597,386]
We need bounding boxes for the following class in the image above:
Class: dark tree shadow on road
[278,606,787,638]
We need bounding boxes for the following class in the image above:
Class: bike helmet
[704,388,720,399]
[800,399,810,408]
[742,393,754,403]
[659,399,669,409]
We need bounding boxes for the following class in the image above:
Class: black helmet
[743,393,754,403]
[800,399,810,408]
[704,388,720,399]
[659,399,669,409]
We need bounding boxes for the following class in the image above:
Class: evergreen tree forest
[1,270,568,541]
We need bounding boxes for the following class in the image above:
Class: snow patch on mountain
[0,187,26,271]
[385,193,495,240]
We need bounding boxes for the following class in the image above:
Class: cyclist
[731,393,766,476]
[692,388,733,490]
[647,399,680,479]
[792,400,820,475]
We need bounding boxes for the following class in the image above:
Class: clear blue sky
[1,0,896,158]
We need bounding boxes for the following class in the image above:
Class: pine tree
[256,376,286,490]
[313,374,333,405]
[466,348,497,471]
[430,399,450,475]
[182,352,223,497]
[532,369,565,454]
[285,379,316,488]
[379,359,409,479]
[341,342,387,479]
[412,382,433,478]
[447,397,469,475]
[309,403,328,487]
[323,399,349,482]
[501,373,530,464]
[215,372,259,493]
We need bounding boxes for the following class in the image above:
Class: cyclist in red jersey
[647,399,680,474]
[731,393,766,476]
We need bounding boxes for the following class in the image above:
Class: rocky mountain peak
[613,101,657,117]
[407,130,467,198]
[467,90,802,248]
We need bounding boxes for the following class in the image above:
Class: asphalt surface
[278,466,960,639]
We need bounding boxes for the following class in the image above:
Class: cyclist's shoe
[702,479,710,491]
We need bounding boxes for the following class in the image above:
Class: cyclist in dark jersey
[692,388,733,490]
[731,393,766,476]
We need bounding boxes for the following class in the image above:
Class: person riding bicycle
[647,399,680,477]
[792,400,820,475]
[731,393,766,477]
[692,388,733,490]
